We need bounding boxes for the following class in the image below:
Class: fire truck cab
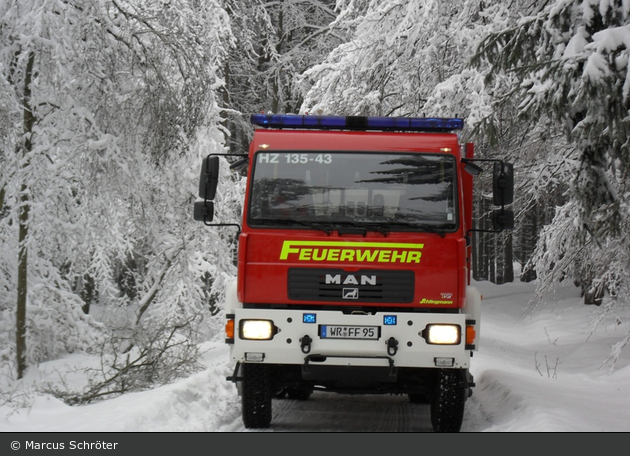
[194,114,514,432]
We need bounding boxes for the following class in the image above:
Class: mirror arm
[203,220,241,236]
[461,157,506,169]
[198,153,247,234]
[211,153,248,165]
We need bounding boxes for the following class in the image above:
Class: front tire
[430,369,467,432]
[242,363,272,428]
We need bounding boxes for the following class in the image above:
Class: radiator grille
[288,268,414,303]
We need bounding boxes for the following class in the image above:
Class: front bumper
[228,308,472,369]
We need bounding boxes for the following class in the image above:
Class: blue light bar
[251,114,463,132]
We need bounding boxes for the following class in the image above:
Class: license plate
[320,325,379,340]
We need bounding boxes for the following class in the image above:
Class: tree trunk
[16,50,35,379]
[271,2,284,114]
[504,231,514,283]
[520,202,538,282]
[489,234,496,283]
[0,187,5,216]
[472,193,482,281]
[472,228,479,281]
[480,197,491,280]
[495,232,504,284]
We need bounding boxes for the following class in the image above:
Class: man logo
[343,288,359,299]
[325,274,377,286]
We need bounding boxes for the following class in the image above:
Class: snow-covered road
[2,279,629,433]
[250,391,489,432]
[217,368,491,432]
[251,392,435,432]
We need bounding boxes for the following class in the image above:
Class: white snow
[1,276,629,432]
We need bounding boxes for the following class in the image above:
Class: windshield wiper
[253,218,334,234]
[382,221,452,237]
[360,223,390,236]
[253,217,449,237]
[330,220,451,236]
[326,221,389,236]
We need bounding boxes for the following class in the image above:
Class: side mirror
[493,162,514,206]
[193,201,214,222]
[491,209,514,231]
[198,156,219,200]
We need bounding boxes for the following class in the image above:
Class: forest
[0,0,628,402]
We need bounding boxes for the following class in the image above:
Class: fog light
[241,320,275,340]
[435,357,455,367]
[245,353,265,362]
[424,324,461,345]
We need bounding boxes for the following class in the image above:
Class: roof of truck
[251,128,461,154]
[250,114,463,154]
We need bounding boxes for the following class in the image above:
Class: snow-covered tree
[474,0,630,310]
[300,0,493,117]
[221,0,343,155]
[0,0,236,380]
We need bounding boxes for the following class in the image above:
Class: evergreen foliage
[473,0,630,315]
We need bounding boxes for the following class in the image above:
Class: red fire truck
[194,114,514,432]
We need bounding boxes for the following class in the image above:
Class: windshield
[248,151,458,232]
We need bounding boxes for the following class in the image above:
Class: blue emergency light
[251,114,463,132]
[383,315,397,326]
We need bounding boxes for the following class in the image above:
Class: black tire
[408,393,428,404]
[242,363,272,429]
[430,369,467,432]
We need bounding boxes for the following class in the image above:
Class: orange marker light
[466,325,476,345]
[225,319,235,339]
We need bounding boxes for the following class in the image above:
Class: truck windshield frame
[247,150,459,233]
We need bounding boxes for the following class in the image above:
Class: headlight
[424,324,461,345]
[240,320,276,340]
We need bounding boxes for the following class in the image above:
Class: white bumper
[228,307,472,369]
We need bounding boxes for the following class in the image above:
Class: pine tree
[474,0,630,308]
